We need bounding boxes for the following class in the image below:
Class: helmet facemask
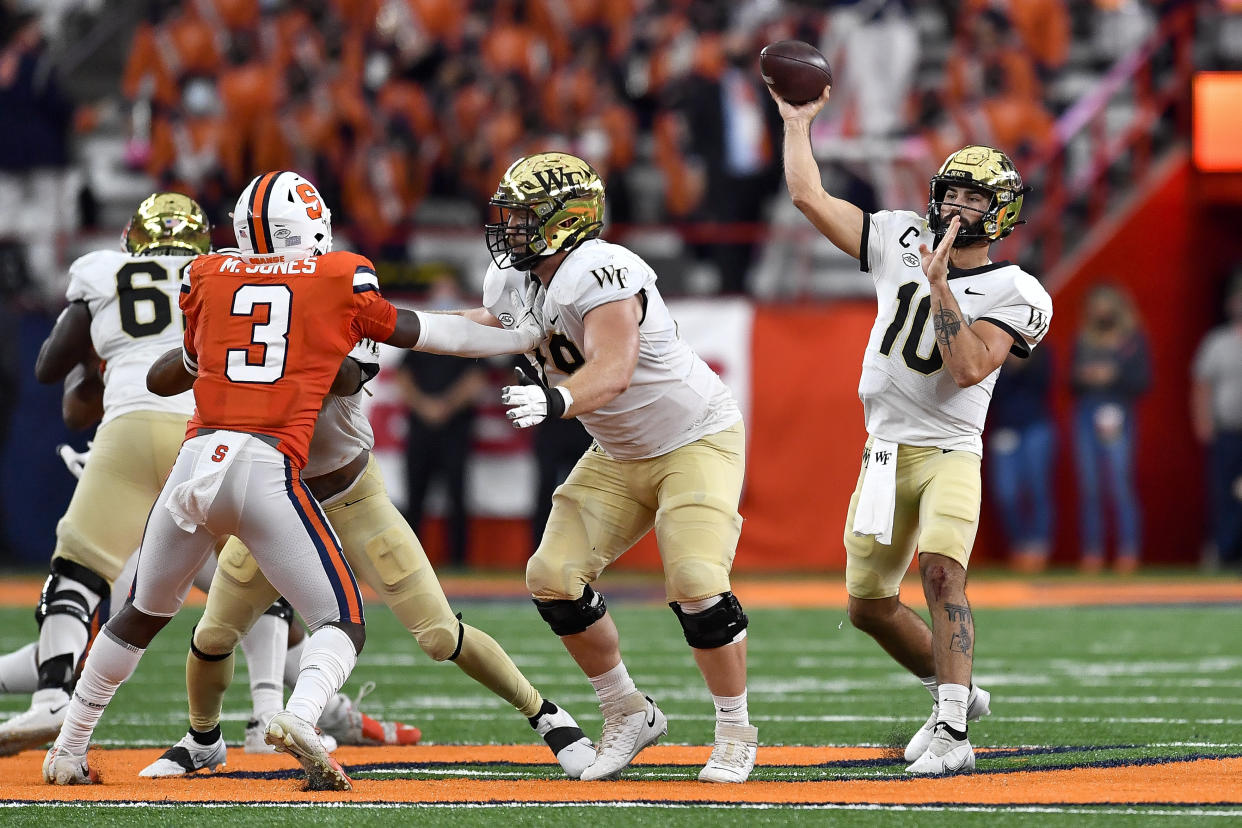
[926,145,1027,249]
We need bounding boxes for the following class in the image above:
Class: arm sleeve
[414,311,539,356]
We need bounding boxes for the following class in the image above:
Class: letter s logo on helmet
[927,145,1028,249]
[485,152,605,271]
[232,171,333,259]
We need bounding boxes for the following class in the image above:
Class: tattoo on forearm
[933,304,963,354]
[945,603,973,655]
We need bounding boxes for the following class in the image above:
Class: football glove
[56,442,91,480]
[501,368,574,429]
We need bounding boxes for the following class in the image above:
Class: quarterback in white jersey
[773,86,1052,776]
[0,194,210,757]
[460,152,754,784]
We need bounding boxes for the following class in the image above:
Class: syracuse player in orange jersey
[44,171,545,791]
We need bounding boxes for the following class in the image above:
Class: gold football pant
[526,421,746,603]
[188,456,541,732]
[843,439,982,600]
[53,411,189,582]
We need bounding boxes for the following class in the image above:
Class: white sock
[283,638,306,691]
[239,613,288,725]
[285,625,357,724]
[588,662,637,705]
[712,690,749,726]
[920,675,938,702]
[937,683,969,732]
[54,631,144,755]
[0,642,39,693]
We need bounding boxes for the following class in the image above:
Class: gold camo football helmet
[123,192,211,256]
[927,145,1027,248]
[486,152,605,271]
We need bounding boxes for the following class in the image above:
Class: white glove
[57,442,91,480]
[501,369,574,428]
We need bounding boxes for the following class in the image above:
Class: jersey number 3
[879,282,944,375]
[226,284,292,383]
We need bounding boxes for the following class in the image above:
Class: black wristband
[546,385,567,419]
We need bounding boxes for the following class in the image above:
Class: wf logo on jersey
[590,265,628,289]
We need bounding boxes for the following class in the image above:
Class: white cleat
[264,711,352,791]
[529,699,595,779]
[42,745,98,785]
[246,715,338,754]
[905,723,976,775]
[903,685,991,763]
[139,731,227,777]
[698,722,759,783]
[244,718,277,754]
[0,688,70,756]
[579,692,667,781]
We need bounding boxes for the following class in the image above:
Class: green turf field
[1,585,1240,824]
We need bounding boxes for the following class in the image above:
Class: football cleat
[42,745,99,785]
[698,722,759,783]
[0,688,70,756]
[904,684,991,763]
[319,681,420,747]
[246,716,338,754]
[264,711,352,791]
[529,699,595,779]
[139,731,227,777]
[905,723,975,775]
[579,692,667,781]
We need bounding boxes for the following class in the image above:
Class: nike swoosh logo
[49,704,68,715]
[964,287,985,296]
[646,701,656,728]
[341,498,364,508]
[549,314,560,326]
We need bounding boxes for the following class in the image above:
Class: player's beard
[941,208,987,248]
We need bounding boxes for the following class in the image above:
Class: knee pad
[190,625,234,662]
[416,615,464,662]
[669,592,748,649]
[533,584,607,636]
[36,557,109,627]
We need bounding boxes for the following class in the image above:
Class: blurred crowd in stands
[0,0,1214,296]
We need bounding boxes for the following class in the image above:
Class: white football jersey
[65,249,197,425]
[302,338,380,479]
[858,210,1053,455]
[484,239,741,459]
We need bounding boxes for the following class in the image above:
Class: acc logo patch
[902,252,920,267]
[274,227,291,239]
[498,312,515,327]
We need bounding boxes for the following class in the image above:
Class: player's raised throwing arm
[770,87,865,260]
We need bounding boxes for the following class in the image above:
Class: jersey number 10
[878,281,944,375]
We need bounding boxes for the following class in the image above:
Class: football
[759,40,833,105]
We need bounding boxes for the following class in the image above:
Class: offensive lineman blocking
[471,153,756,783]
[772,87,1052,774]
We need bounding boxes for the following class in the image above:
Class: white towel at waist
[851,437,898,546]
[165,432,251,532]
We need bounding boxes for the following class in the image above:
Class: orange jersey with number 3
[180,250,397,468]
